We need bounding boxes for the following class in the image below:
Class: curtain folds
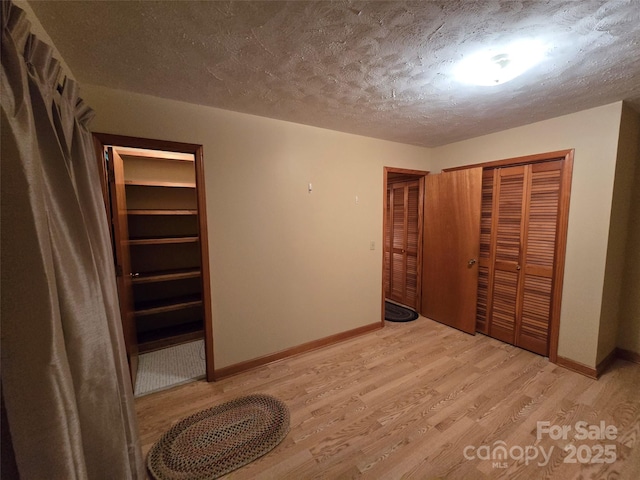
[1,1,145,478]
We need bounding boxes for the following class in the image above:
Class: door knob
[468,259,477,266]
[516,265,521,270]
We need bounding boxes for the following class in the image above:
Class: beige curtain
[1,2,145,478]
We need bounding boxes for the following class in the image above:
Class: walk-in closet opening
[382,167,428,319]
[93,133,214,394]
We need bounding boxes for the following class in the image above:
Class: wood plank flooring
[135,317,640,479]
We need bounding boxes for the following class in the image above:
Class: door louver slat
[495,170,524,264]
[475,169,494,334]
[475,266,490,334]
[479,171,494,260]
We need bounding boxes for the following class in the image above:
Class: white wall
[597,104,640,362]
[82,85,429,369]
[430,103,624,368]
[615,106,640,356]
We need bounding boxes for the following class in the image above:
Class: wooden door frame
[93,132,215,382]
[382,167,429,324]
[106,147,138,385]
[443,149,574,363]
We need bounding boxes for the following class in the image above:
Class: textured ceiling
[29,0,640,147]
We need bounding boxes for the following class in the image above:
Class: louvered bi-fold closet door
[489,166,526,345]
[478,161,563,356]
[385,187,392,299]
[517,161,562,355]
[385,180,421,309]
[476,169,496,335]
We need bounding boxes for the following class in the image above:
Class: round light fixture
[454,39,548,86]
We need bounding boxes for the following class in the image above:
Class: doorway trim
[443,149,574,364]
[92,132,215,382]
[382,167,430,324]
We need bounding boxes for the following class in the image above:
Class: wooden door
[421,168,482,334]
[516,161,563,354]
[487,165,526,344]
[385,179,422,309]
[106,147,138,385]
[479,161,564,356]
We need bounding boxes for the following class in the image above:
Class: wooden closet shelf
[125,180,196,188]
[116,147,194,162]
[135,296,203,317]
[128,209,198,216]
[137,323,204,353]
[132,268,201,284]
[128,236,199,246]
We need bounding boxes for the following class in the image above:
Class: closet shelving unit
[118,147,205,353]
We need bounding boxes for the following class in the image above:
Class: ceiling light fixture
[454,39,548,86]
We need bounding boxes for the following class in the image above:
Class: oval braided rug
[385,301,419,322]
[147,394,290,479]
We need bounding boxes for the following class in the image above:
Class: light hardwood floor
[135,317,640,479]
